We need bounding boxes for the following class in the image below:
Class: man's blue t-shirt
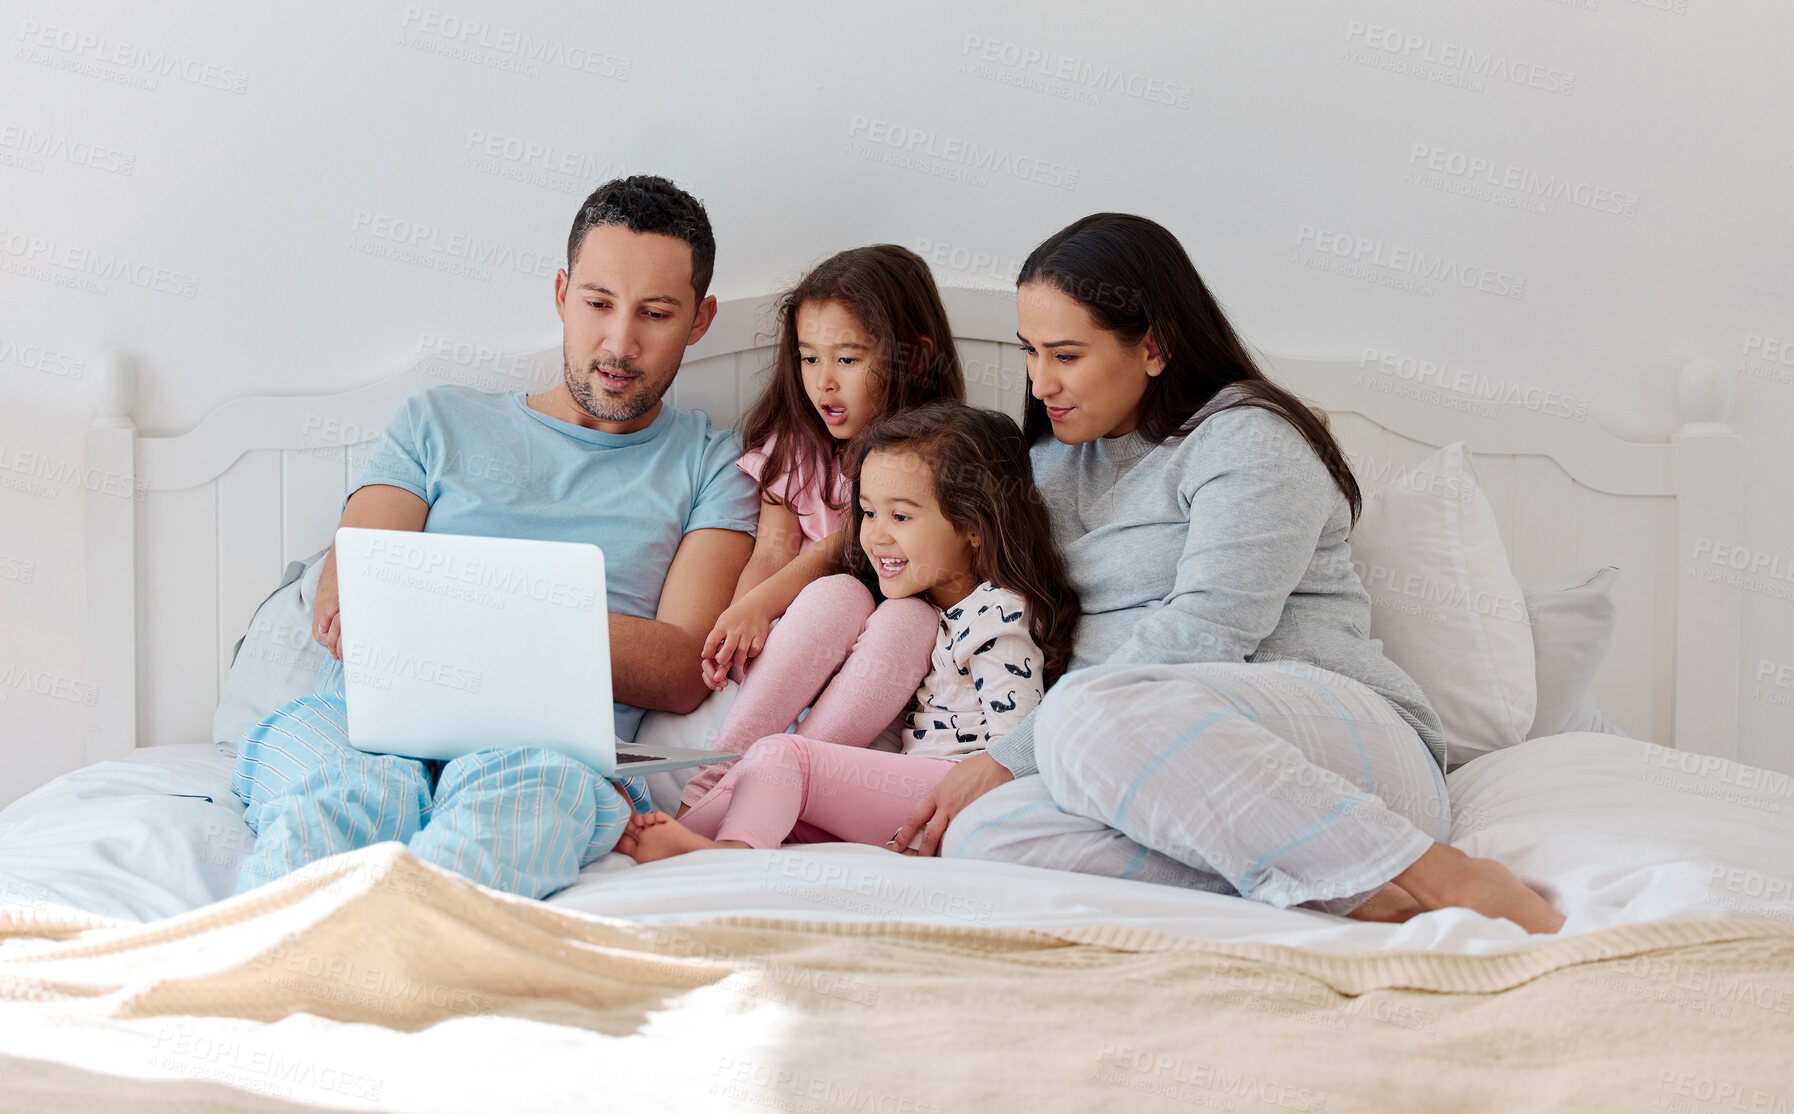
[352,386,759,743]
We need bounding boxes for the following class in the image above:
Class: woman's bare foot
[1395,843,1566,934]
[623,813,749,863]
[1344,882,1425,924]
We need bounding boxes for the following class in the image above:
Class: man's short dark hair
[567,176,716,302]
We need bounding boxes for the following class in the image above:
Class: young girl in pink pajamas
[626,400,1080,859]
[679,246,966,814]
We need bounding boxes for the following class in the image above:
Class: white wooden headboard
[81,287,1741,766]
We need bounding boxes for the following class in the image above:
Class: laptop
[332,527,738,778]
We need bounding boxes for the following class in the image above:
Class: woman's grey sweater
[987,391,1446,777]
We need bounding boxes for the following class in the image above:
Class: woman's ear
[1143,331,1169,378]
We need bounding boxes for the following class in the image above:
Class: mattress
[2,733,1791,955]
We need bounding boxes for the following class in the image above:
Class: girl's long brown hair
[736,245,966,530]
[1018,213,1362,521]
[839,399,1080,688]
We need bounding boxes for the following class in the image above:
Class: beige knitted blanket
[1,844,1790,1113]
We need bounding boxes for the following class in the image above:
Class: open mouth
[819,403,848,427]
[875,556,908,579]
[595,368,639,391]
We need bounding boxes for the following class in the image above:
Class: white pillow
[1522,566,1623,739]
[633,682,739,813]
[213,548,332,751]
[1349,443,1536,768]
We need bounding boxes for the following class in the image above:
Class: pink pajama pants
[680,574,938,810]
[681,733,959,849]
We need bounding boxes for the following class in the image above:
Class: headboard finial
[1676,357,1732,434]
[92,350,137,428]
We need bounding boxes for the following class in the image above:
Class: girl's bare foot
[1344,881,1424,924]
[624,813,749,863]
[613,809,668,858]
[1395,843,1566,934]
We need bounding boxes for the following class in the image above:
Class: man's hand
[700,593,776,690]
[889,752,1014,857]
[312,595,344,660]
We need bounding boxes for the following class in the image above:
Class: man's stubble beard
[562,345,675,423]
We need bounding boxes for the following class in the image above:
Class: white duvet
[2,733,1790,956]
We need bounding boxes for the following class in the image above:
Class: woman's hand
[700,594,775,690]
[889,752,1014,857]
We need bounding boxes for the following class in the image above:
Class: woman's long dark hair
[737,245,966,527]
[839,399,1080,688]
[1018,213,1361,520]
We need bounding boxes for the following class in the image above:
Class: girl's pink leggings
[681,733,958,849]
[680,574,938,810]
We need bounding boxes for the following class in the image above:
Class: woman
[891,213,1563,933]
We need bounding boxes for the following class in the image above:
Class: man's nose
[599,323,639,363]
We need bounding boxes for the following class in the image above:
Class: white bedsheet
[2,734,1790,955]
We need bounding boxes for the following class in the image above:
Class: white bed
[4,288,1788,1112]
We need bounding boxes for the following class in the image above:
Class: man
[230,176,758,900]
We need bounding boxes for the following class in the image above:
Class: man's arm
[312,484,431,657]
[612,526,754,715]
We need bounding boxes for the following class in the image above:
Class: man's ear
[554,268,570,323]
[686,294,718,347]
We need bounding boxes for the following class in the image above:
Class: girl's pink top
[737,435,852,551]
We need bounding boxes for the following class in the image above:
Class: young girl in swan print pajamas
[625,400,1079,860]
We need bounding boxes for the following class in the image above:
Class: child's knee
[794,574,875,620]
[741,734,807,771]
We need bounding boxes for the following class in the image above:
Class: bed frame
[80,287,1743,766]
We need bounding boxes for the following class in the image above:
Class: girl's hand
[700,595,775,690]
[890,752,1014,857]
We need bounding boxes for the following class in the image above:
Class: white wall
[4,0,1792,803]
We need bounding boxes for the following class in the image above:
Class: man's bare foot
[1395,843,1566,934]
[1344,881,1424,924]
[624,813,749,863]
